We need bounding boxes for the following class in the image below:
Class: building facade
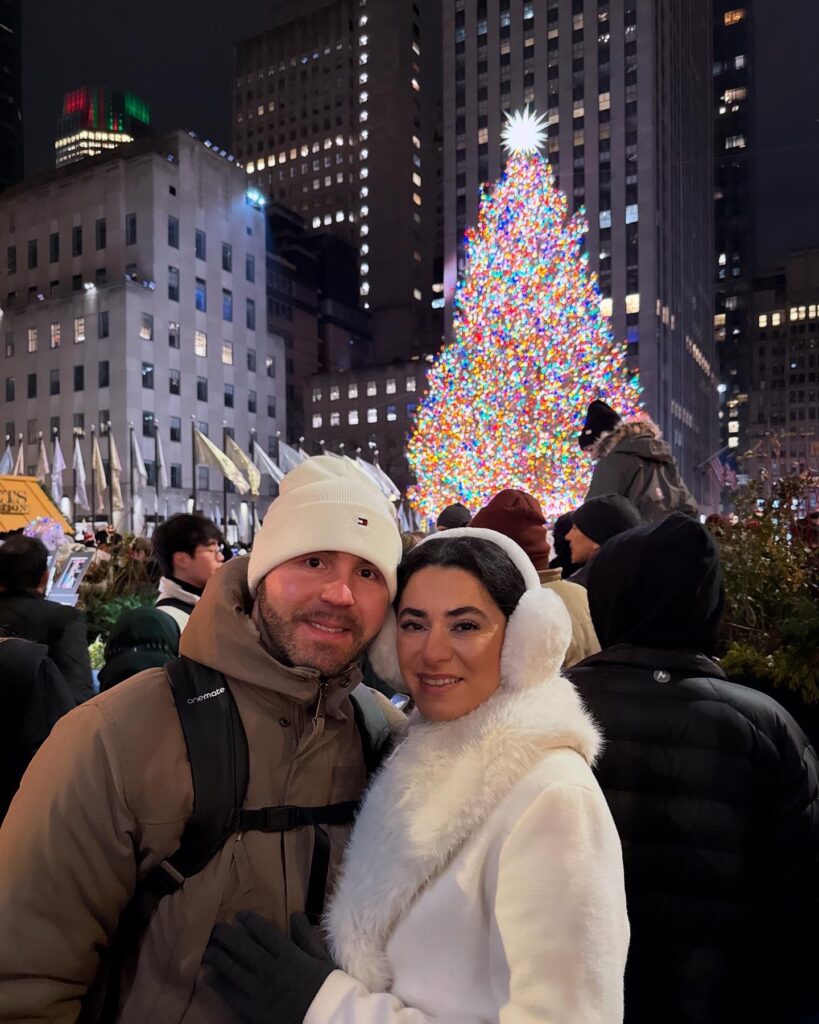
[713,2,753,454]
[0,131,285,528]
[233,0,443,365]
[0,0,23,189]
[302,356,432,488]
[442,0,717,504]
[744,250,819,486]
[55,88,153,168]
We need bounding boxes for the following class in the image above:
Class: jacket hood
[325,675,601,990]
[179,555,361,716]
[593,418,673,464]
[587,512,724,655]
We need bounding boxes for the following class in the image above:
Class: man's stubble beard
[255,587,369,679]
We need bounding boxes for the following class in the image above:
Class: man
[152,513,225,632]
[566,493,641,587]
[579,398,698,522]
[0,535,93,704]
[0,457,403,1023]
[470,488,599,667]
[435,502,472,531]
[567,514,819,1024]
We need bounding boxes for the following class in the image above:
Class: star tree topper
[501,106,548,156]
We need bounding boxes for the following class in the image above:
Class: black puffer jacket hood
[587,512,724,655]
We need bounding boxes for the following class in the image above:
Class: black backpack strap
[350,685,392,776]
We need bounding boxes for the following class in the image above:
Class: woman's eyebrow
[398,607,427,618]
[398,606,488,619]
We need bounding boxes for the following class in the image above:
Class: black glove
[204,910,335,1024]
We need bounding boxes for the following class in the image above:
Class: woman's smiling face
[396,565,507,722]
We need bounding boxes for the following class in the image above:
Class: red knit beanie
[470,489,551,571]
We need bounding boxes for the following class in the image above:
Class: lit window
[478,127,488,144]
[724,87,747,104]
[329,385,340,401]
[790,306,799,322]
[335,211,345,223]
[50,323,61,348]
[312,388,322,403]
[728,420,740,434]
[728,437,739,448]
[348,383,359,399]
[367,408,377,423]
[412,135,421,149]
[386,405,397,422]
[330,411,340,426]
[361,263,369,275]
[360,281,370,294]
[734,54,746,69]
[195,330,207,357]
[771,312,781,326]
[406,376,416,392]
[723,9,745,25]
[411,78,420,92]
[367,380,377,396]
[221,341,234,365]
[725,135,746,150]
[360,205,369,217]
[385,378,396,395]
[312,414,322,428]
[600,298,613,318]
[599,210,612,228]
[348,409,359,425]
[625,293,640,314]
[625,205,639,224]
[413,288,422,301]
[74,317,86,343]
[139,313,154,341]
[413,193,422,206]
[758,314,768,328]
[313,216,321,228]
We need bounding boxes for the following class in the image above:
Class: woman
[206,528,629,1023]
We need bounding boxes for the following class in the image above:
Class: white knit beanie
[247,455,403,598]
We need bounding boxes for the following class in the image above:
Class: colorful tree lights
[407,130,643,521]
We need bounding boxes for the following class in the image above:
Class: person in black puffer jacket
[567,512,819,1024]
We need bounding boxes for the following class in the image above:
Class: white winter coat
[305,528,630,1024]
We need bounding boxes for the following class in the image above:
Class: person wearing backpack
[579,399,698,523]
[0,456,403,1024]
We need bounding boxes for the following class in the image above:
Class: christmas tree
[407,109,642,521]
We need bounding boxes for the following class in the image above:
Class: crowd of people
[0,400,816,1024]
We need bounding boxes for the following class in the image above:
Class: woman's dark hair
[395,536,526,619]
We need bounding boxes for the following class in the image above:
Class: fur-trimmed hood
[324,676,602,991]
[591,417,669,462]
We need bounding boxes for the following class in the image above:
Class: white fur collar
[325,676,601,991]
[591,418,662,460]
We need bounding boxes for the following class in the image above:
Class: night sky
[21,0,819,275]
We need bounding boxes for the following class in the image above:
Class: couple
[0,457,628,1023]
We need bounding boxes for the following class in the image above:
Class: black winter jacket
[568,514,819,1024]
[0,590,93,704]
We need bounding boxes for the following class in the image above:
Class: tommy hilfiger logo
[357,517,369,526]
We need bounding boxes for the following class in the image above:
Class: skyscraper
[443,0,717,502]
[0,0,23,188]
[713,2,753,454]
[233,0,442,365]
[55,88,152,168]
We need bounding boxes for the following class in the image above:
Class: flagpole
[191,416,197,515]
[250,429,257,544]
[222,422,228,534]
[129,422,136,534]
[72,429,77,522]
[106,421,114,529]
[154,418,161,527]
[90,425,96,533]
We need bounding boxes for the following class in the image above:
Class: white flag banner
[51,437,67,503]
[91,433,108,514]
[156,429,169,490]
[355,456,392,498]
[238,501,251,545]
[0,442,12,475]
[194,429,250,495]
[373,459,402,501]
[12,437,25,476]
[253,443,285,483]
[108,430,124,511]
[277,438,306,474]
[225,435,262,496]
[73,435,89,512]
[35,436,50,484]
[253,505,263,534]
[131,431,148,487]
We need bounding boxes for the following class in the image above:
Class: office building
[713,2,753,453]
[302,356,432,488]
[443,0,717,504]
[55,87,152,168]
[744,249,819,484]
[0,131,285,526]
[0,0,23,188]
[233,0,442,364]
